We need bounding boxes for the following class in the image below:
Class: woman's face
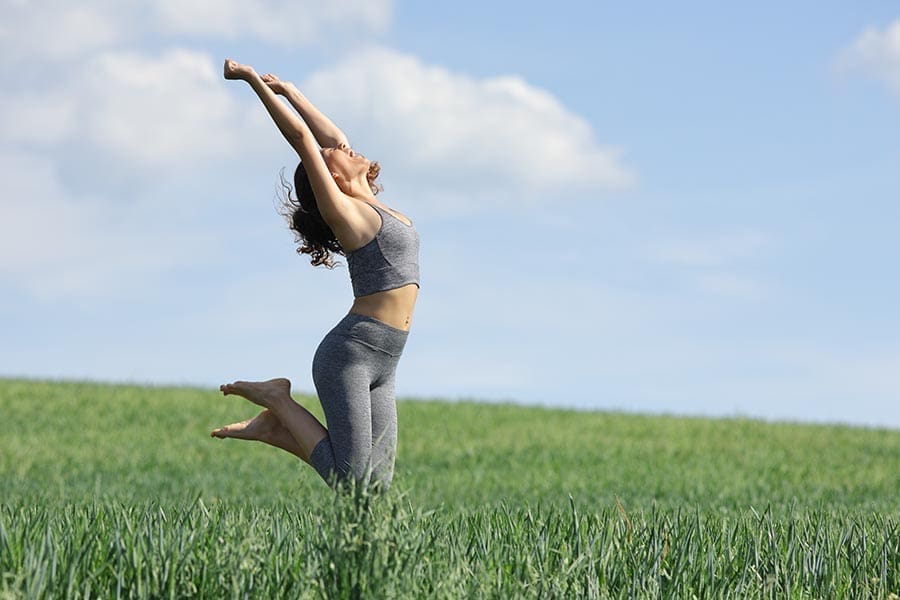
[321,143,369,185]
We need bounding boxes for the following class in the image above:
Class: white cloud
[0,1,124,65]
[153,0,393,44]
[1,4,629,201]
[837,19,900,95]
[80,49,251,168]
[0,0,392,66]
[301,47,636,197]
[0,49,266,171]
[0,91,78,145]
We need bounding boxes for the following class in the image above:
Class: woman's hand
[223,59,255,81]
[261,73,294,96]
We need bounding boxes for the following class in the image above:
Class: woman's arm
[261,73,349,149]
[225,59,351,229]
[224,59,309,153]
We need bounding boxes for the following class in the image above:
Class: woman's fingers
[261,73,287,94]
[262,73,282,89]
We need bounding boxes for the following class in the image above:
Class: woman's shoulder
[332,196,383,253]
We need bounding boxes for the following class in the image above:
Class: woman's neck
[343,176,378,203]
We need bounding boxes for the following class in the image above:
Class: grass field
[1,378,899,598]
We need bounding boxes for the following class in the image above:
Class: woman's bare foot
[219,378,292,410]
[211,409,280,441]
[215,376,327,464]
[211,408,309,461]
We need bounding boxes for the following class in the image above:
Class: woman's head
[321,143,380,195]
[279,153,382,268]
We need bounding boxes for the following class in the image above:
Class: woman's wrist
[284,85,303,102]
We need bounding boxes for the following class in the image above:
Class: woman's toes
[211,422,242,439]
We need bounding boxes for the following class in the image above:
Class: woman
[211,59,419,491]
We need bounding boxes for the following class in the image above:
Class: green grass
[1,378,899,598]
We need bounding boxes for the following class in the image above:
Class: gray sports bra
[346,204,420,298]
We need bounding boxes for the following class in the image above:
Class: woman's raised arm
[224,59,350,228]
[261,73,349,149]
[224,59,310,153]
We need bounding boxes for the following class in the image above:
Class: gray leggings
[309,313,409,489]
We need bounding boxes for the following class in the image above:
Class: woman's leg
[213,378,328,464]
[369,372,399,490]
[315,314,408,489]
[309,338,376,485]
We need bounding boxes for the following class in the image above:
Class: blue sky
[2,1,898,428]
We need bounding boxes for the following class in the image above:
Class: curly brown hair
[278,160,383,268]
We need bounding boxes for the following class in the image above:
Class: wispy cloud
[0,151,222,300]
[648,230,773,298]
[836,19,900,96]
[696,272,765,298]
[650,230,772,268]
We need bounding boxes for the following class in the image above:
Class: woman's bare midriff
[349,283,419,331]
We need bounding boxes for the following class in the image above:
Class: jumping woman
[211,59,420,491]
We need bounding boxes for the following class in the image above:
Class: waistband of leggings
[336,312,410,355]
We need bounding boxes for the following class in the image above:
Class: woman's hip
[312,313,408,380]
[324,313,409,357]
